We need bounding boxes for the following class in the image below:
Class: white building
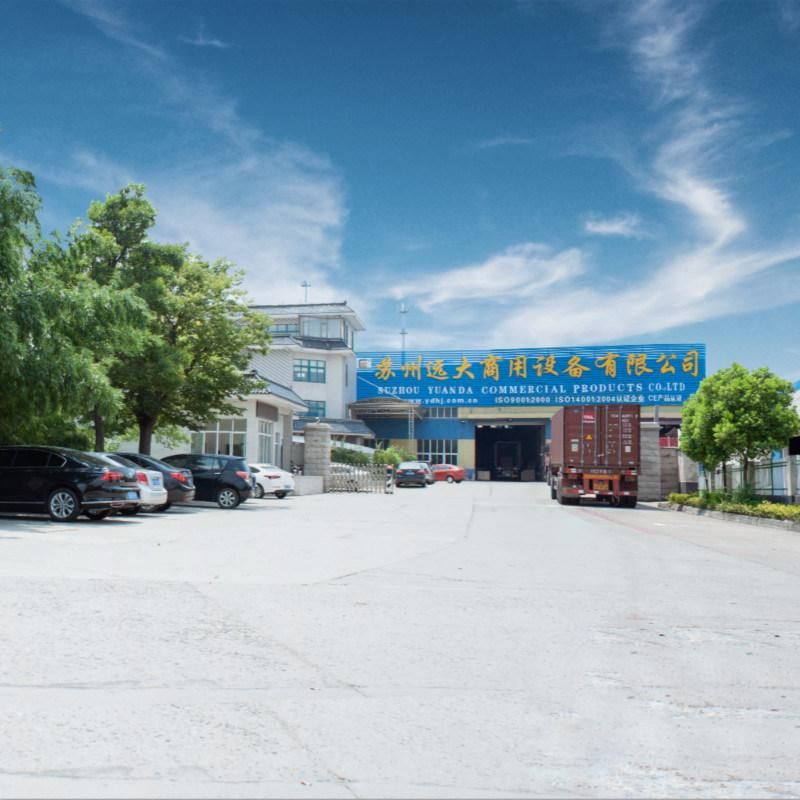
[142,302,372,468]
[247,302,375,461]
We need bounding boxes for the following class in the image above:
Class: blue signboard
[356,344,706,407]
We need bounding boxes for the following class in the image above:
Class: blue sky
[2,0,799,381]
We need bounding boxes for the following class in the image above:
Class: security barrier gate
[328,463,395,493]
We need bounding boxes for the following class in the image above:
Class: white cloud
[62,0,167,60]
[472,136,534,150]
[583,212,646,238]
[378,0,800,350]
[389,243,585,312]
[52,0,350,306]
[180,23,231,49]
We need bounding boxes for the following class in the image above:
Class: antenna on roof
[400,301,408,358]
[301,281,311,303]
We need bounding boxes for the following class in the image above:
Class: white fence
[707,454,799,500]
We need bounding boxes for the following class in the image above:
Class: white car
[91,453,169,512]
[249,463,295,499]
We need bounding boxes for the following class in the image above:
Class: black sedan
[115,452,196,509]
[161,453,252,508]
[0,445,141,521]
[395,461,431,488]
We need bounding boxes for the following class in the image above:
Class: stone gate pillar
[303,422,332,491]
[638,422,662,501]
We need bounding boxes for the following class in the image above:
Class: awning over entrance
[349,396,424,420]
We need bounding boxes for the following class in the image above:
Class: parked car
[419,461,435,484]
[116,452,196,509]
[161,453,252,508]
[431,463,466,483]
[395,461,431,488]
[0,445,140,521]
[90,453,168,513]
[249,463,295,499]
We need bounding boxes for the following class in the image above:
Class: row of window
[269,317,354,347]
[417,439,458,464]
[190,417,281,464]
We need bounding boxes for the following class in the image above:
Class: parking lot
[2,483,799,798]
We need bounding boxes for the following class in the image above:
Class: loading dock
[474,423,545,481]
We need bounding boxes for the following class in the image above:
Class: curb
[658,502,800,533]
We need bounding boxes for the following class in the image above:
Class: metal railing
[328,463,395,494]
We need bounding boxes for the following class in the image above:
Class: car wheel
[217,487,240,509]
[84,508,111,520]
[275,491,287,499]
[253,484,264,499]
[47,488,80,522]
[446,475,454,483]
[119,507,140,516]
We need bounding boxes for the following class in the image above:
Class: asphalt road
[1,483,799,798]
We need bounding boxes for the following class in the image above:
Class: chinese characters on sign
[357,345,705,407]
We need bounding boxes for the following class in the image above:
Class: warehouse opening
[474,424,545,481]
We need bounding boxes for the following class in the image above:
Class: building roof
[250,302,365,331]
[293,417,376,437]
[248,372,308,410]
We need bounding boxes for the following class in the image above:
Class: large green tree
[681,363,800,488]
[111,242,270,453]
[0,166,127,444]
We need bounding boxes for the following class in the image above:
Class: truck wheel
[622,496,638,509]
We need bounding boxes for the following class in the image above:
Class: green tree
[29,225,149,449]
[680,374,728,489]
[712,364,800,486]
[681,363,800,489]
[70,184,270,453]
[111,242,270,453]
[372,444,414,466]
[0,166,124,444]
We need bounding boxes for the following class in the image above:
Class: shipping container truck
[547,405,640,507]
[493,440,522,480]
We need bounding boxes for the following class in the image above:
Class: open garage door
[474,424,545,481]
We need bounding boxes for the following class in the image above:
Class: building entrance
[474,424,545,481]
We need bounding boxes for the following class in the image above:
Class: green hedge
[667,492,800,522]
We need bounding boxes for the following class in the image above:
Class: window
[303,400,326,418]
[258,420,274,464]
[301,317,342,339]
[191,417,247,457]
[294,359,326,383]
[14,449,52,467]
[270,322,299,335]
[426,406,458,418]
[417,439,458,465]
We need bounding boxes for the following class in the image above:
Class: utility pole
[301,281,311,303]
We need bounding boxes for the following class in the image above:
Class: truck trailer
[493,440,522,480]
[547,405,640,507]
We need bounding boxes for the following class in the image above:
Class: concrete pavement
[1,483,799,798]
